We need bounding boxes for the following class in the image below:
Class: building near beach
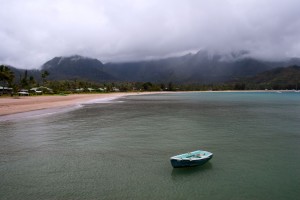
[18,89,29,96]
[0,86,13,95]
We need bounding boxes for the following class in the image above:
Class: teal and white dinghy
[170,150,213,168]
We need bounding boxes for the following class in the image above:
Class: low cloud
[1,0,300,68]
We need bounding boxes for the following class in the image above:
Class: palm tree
[0,65,14,84]
[29,76,36,87]
[0,65,15,95]
[41,70,49,85]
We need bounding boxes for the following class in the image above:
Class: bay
[0,92,300,200]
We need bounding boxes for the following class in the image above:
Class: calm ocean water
[0,92,300,200]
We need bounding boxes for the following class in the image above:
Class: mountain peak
[40,55,114,81]
[193,49,251,62]
[68,55,92,60]
[42,55,103,70]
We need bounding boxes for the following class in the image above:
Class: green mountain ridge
[104,50,278,83]
[42,55,114,81]
[3,51,300,86]
[248,65,300,86]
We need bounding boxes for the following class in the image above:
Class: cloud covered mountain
[104,50,298,83]
[9,51,300,84]
[41,55,114,81]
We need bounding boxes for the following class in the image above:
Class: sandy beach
[0,92,146,116]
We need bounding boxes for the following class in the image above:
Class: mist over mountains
[2,0,300,69]
[6,50,300,84]
[41,50,300,83]
[42,55,114,81]
[104,50,283,83]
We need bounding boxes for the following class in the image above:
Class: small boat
[170,150,213,168]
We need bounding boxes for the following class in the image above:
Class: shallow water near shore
[0,92,300,199]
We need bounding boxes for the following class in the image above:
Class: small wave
[81,97,122,105]
[0,104,83,122]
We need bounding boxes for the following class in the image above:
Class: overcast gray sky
[1,0,300,69]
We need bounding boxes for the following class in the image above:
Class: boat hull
[170,154,213,168]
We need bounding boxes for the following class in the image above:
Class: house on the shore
[0,86,13,95]
[98,87,107,92]
[29,86,53,95]
[18,89,29,96]
[29,88,43,95]
[87,88,95,92]
[75,88,84,92]
[112,87,120,92]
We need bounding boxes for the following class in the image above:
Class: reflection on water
[171,162,213,178]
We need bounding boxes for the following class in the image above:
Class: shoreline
[0,92,159,117]
[0,90,298,118]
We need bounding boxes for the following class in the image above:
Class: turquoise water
[0,92,300,199]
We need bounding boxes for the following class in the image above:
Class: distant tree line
[0,64,51,95]
[1,64,300,96]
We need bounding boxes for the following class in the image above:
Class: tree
[0,65,14,95]
[0,65,14,85]
[143,82,153,91]
[160,83,166,91]
[21,70,29,88]
[41,70,49,85]
[234,83,246,90]
[168,82,174,91]
[29,76,36,87]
